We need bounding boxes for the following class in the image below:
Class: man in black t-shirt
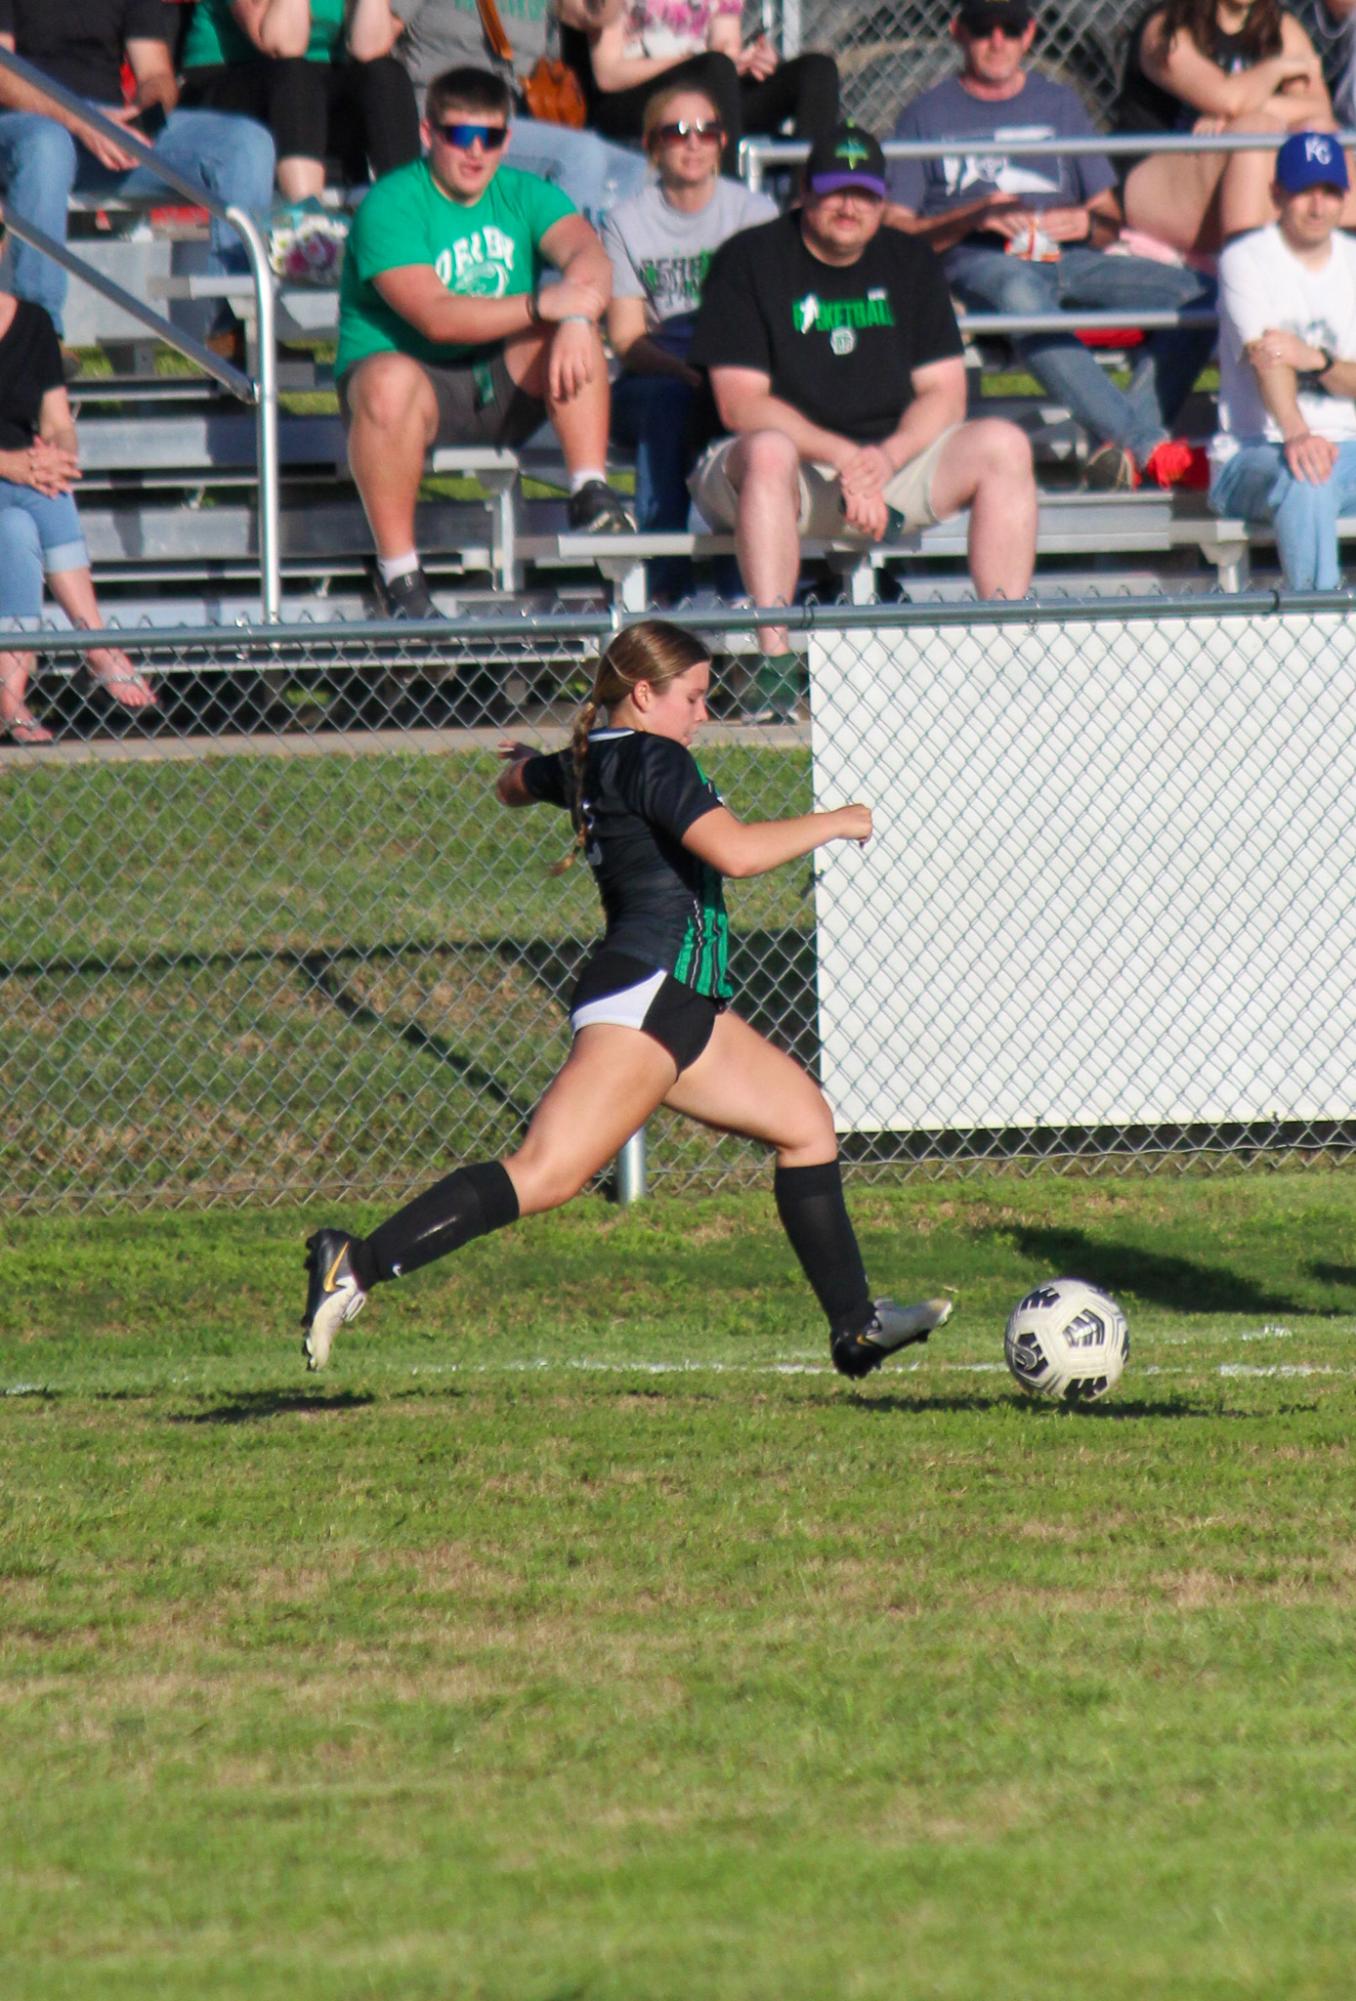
[0,0,274,347]
[688,123,1035,710]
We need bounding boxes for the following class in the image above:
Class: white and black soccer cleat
[831,1296,953,1380]
[300,1228,367,1371]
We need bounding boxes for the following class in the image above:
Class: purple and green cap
[805,124,888,198]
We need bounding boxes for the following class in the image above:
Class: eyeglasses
[962,22,1026,39]
[655,120,724,146]
[436,121,509,150]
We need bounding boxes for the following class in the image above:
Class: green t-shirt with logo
[183,0,345,69]
[336,159,576,375]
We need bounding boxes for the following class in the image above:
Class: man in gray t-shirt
[394,0,647,221]
[886,0,1216,490]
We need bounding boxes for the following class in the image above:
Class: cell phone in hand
[136,102,168,143]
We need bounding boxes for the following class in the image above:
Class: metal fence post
[616,1129,648,1205]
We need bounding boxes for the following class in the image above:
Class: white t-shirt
[1212,222,1356,463]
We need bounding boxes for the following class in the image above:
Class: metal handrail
[740,125,1356,189]
[0,45,281,620]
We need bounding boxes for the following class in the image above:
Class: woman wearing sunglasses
[561,0,838,170]
[601,84,776,599]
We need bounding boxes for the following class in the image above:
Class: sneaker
[567,480,636,534]
[1082,442,1140,492]
[831,1296,953,1380]
[380,566,442,620]
[1143,439,1210,491]
[300,1228,367,1371]
[735,705,798,727]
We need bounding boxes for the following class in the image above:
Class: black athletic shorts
[570,950,721,1073]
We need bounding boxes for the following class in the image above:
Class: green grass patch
[2,745,809,1205]
[3,1170,1354,1999]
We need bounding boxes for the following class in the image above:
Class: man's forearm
[557,239,611,306]
[885,196,1000,252]
[1253,361,1310,439]
[0,43,86,133]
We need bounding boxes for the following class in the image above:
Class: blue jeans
[611,371,696,599]
[1210,439,1356,590]
[503,117,647,229]
[943,243,1216,464]
[0,107,276,337]
[0,482,86,620]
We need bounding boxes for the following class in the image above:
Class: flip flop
[2,711,55,746]
[86,652,158,710]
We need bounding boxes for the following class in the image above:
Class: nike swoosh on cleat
[322,1245,349,1294]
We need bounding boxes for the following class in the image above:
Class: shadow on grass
[1005,1224,1312,1317]
[1308,1260,1356,1293]
[170,1389,377,1424]
[838,1390,1014,1415]
[843,1392,1243,1419]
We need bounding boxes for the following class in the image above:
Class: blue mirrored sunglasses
[436,122,509,149]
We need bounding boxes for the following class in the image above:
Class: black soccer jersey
[522,728,732,1000]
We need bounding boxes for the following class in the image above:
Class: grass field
[4,1168,1354,2000]
[4,742,812,1206]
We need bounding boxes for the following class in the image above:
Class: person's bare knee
[776,1098,839,1168]
[503,326,551,397]
[350,355,436,439]
[503,1147,588,1217]
[737,428,801,499]
[970,416,1033,483]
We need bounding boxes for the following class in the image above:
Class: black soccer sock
[354,1160,520,1288]
[773,1159,873,1339]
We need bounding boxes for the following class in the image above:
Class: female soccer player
[299,619,950,1377]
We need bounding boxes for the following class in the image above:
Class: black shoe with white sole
[380,566,443,620]
[300,1228,368,1371]
[831,1297,952,1379]
[567,480,635,534]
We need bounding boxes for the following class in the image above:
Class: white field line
[3,1355,1353,1397]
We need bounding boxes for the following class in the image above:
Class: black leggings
[564,33,838,173]
[179,56,420,181]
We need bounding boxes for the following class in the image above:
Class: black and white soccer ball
[1004,1278,1130,1404]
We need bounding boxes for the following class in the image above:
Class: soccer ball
[1004,1278,1129,1404]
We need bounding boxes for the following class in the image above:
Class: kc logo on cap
[1275,129,1351,194]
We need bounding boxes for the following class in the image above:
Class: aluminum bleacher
[13,101,1356,628]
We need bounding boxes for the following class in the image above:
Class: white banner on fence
[810,615,1356,1133]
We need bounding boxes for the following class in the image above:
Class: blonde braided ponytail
[549,620,711,878]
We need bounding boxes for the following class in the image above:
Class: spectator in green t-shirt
[336,63,633,617]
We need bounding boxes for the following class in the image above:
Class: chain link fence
[4,593,1356,1213]
[789,0,1140,134]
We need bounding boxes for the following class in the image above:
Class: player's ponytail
[551,620,710,876]
[549,693,601,875]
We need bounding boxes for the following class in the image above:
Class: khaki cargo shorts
[688,424,961,538]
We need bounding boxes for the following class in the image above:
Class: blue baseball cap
[1275,131,1350,194]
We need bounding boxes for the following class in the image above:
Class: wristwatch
[1300,346,1335,391]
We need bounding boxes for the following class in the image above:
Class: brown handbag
[475,0,589,128]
